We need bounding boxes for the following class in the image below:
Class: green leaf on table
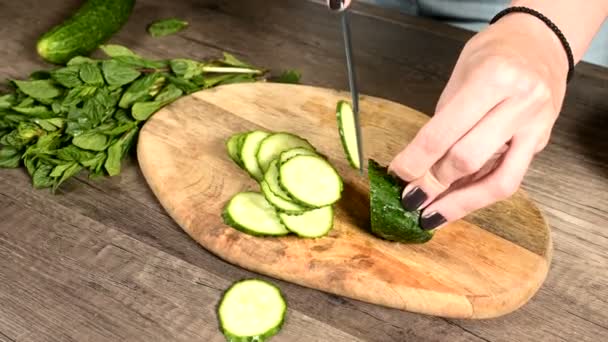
[79,63,105,86]
[112,56,168,70]
[114,109,134,124]
[67,56,96,66]
[105,127,138,176]
[271,70,301,84]
[100,44,140,58]
[72,132,108,151]
[132,83,182,120]
[17,122,44,141]
[220,52,253,68]
[22,131,62,159]
[82,87,121,125]
[32,163,54,189]
[12,105,54,118]
[12,80,62,101]
[52,162,82,192]
[33,118,65,132]
[170,59,201,79]
[147,18,189,37]
[0,146,21,168]
[100,122,136,136]
[61,85,98,109]
[56,144,95,162]
[0,94,16,110]
[166,75,200,94]
[51,66,83,88]
[119,73,165,109]
[50,162,75,178]
[102,60,141,87]
[81,151,106,174]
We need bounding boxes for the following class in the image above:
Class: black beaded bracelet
[489,6,574,83]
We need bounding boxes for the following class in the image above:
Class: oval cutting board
[137,82,552,319]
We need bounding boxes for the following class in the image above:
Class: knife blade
[340,9,364,174]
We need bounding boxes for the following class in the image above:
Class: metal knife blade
[340,10,364,174]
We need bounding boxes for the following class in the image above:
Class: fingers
[389,73,508,183]
[418,131,539,230]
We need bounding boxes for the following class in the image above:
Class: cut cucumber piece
[336,100,361,170]
[218,279,286,342]
[279,155,343,207]
[279,206,334,238]
[278,147,318,165]
[226,133,245,168]
[368,159,433,243]
[260,180,309,214]
[256,132,315,173]
[264,159,294,201]
[240,130,270,181]
[222,192,289,236]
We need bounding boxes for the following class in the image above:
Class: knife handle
[328,0,352,11]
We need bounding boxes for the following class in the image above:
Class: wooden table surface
[0,0,606,341]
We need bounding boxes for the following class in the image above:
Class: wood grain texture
[0,0,606,340]
[137,82,551,319]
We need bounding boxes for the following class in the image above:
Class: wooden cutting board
[137,82,552,319]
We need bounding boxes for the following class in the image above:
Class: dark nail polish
[401,187,427,211]
[420,212,446,230]
[329,0,344,10]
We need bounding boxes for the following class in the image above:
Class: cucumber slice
[278,147,318,165]
[368,159,433,243]
[279,155,343,207]
[279,206,334,238]
[226,133,245,168]
[218,279,286,342]
[260,180,309,214]
[336,100,361,170]
[264,159,294,201]
[256,132,315,173]
[240,130,270,181]
[222,192,289,236]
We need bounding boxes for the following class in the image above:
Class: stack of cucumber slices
[223,131,343,238]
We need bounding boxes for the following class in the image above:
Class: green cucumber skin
[218,279,287,342]
[336,100,359,170]
[221,191,289,237]
[368,159,433,243]
[277,155,343,208]
[37,0,135,64]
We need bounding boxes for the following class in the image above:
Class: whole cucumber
[37,0,135,64]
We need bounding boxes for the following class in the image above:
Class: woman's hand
[388,12,571,230]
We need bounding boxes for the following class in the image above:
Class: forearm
[509,0,608,64]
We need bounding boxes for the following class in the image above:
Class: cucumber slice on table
[260,180,309,214]
[279,155,343,207]
[279,206,334,238]
[226,133,245,168]
[240,130,270,181]
[218,279,286,342]
[256,132,315,173]
[368,159,433,243]
[222,192,289,236]
[278,147,318,164]
[336,100,361,170]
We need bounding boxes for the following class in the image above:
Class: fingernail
[401,187,427,211]
[420,212,447,230]
[329,0,345,10]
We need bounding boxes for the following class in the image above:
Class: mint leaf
[272,70,301,84]
[119,73,165,109]
[50,162,75,178]
[52,162,82,192]
[51,66,83,88]
[166,75,200,94]
[32,163,54,189]
[12,105,54,118]
[72,132,108,151]
[220,52,253,68]
[132,84,183,121]
[100,44,140,58]
[170,59,201,79]
[102,60,141,87]
[0,146,21,168]
[112,56,168,69]
[0,94,16,110]
[67,56,96,66]
[147,18,189,37]
[79,63,105,86]
[12,80,62,101]
[56,145,95,162]
[105,127,138,176]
